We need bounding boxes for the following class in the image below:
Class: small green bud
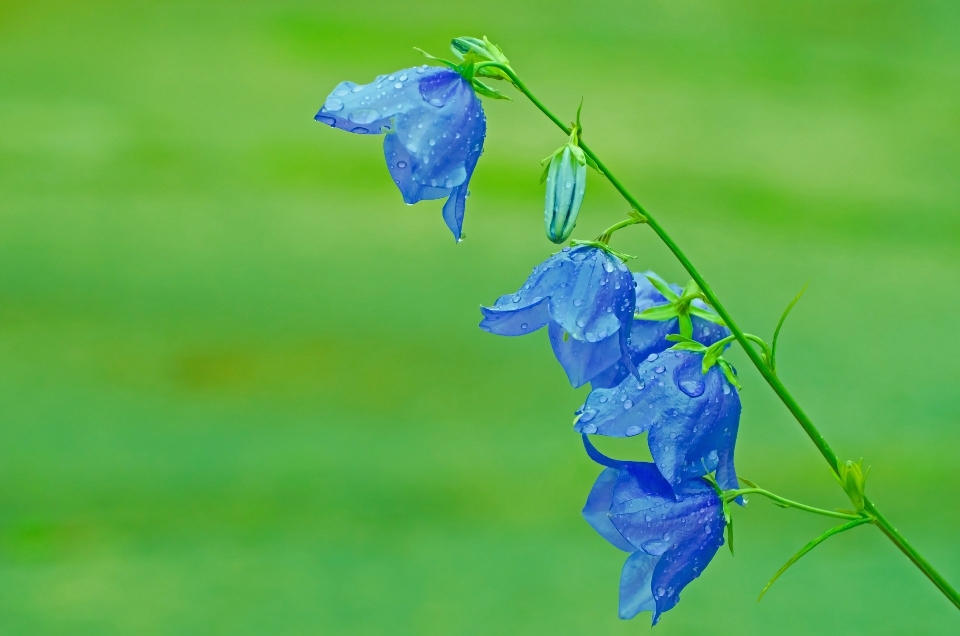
[451,36,509,66]
[835,459,869,511]
[543,141,587,244]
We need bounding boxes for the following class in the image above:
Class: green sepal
[470,78,511,100]
[758,517,873,601]
[450,36,511,81]
[636,304,680,322]
[569,240,635,261]
[644,274,680,302]
[413,47,458,70]
[726,512,735,556]
[689,305,727,326]
[678,313,693,339]
[717,359,742,391]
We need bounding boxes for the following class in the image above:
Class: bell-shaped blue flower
[479,245,636,388]
[581,436,726,623]
[590,272,730,389]
[575,348,741,492]
[316,66,486,241]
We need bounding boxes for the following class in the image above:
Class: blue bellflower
[575,348,741,492]
[582,436,726,623]
[479,245,636,388]
[316,65,486,241]
[591,272,731,389]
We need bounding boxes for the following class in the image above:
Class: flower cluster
[318,40,743,625]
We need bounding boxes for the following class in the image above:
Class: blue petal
[649,505,726,624]
[316,66,440,135]
[576,350,741,489]
[646,351,741,487]
[479,295,550,336]
[548,323,622,388]
[479,254,569,336]
[582,467,636,552]
[547,247,635,342]
[619,551,658,620]
[383,70,486,241]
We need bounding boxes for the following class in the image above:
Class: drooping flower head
[576,347,741,492]
[591,272,731,389]
[479,245,636,388]
[581,435,726,623]
[315,65,485,241]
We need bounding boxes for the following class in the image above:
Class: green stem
[486,62,960,612]
[725,488,864,521]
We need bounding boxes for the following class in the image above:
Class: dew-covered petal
[548,246,635,342]
[646,351,741,487]
[315,66,442,135]
[618,551,658,620]
[649,505,726,624]
[479,296,550,336]
[548,323,622,388]
[479,253,570,336]
[385,70,485,240]
[582,467,635,552]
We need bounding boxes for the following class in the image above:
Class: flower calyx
[666,334,741,390]
[413,36,515,100]
[636,277,727,340]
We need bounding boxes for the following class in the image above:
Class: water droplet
[646,353,658,362]
[399,74,408,81]
[599,396,608,403]
[397,160,407,169]
[707,450,718,462]
[576,319,586,328]
[623,400,633,410]
[350,127,368,133]
[644,514,651,522]
[323,97,344,111]
[394,82,403,89]
[316,115,336,126]
[679,379,705,398]
[416,67,425,73]
[349,109,380,124]
[657,587,666,597]
[722,384,731,395]
[603,260,614,273]
[581,423,597,434]
[520,323,528,330]
[334,88,349,97]
[626,425,641,436]
[655,365,665,374]
[573,299,582,307]
[351,85,363,93]
[579,408,597,423]
[636,381,645,390]
[511,294,522,303]
[388,75,396,80]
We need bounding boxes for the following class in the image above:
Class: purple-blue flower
[581,436,726,623]
[479,245,636,388]
[315,65,486,241]
[591,272,730,389]
[575,348,741,492]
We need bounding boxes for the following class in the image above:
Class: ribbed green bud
[543,142,587,244]
[836,459,869,511]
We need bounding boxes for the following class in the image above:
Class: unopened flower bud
[836,459,869,511]
[543,143,587,244]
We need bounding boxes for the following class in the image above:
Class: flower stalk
[476,58,960,612]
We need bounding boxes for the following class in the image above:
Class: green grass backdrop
[1,0,959,633]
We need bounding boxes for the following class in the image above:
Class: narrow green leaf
[739,477,760,489]
[758,517,872,601]
[771,282,809,372]
[718,360,742,390]
[727,514,735,555]
[644,274,679,302]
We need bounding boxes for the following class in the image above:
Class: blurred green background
[1,0,959,633]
